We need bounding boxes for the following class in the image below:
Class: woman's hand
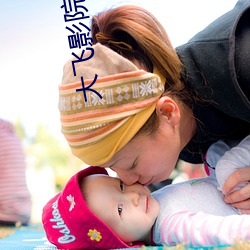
[223,166,250,214]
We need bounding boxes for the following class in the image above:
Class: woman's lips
[143,177,154,186]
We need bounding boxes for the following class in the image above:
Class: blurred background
[1,0,238,223]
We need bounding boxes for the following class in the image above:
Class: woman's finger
[239,209,250,214]
[222,167,250,195]
[224,184,250,204]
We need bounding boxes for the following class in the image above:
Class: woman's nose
[112,168,139,185]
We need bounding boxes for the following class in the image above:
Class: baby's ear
[156,96,180,126]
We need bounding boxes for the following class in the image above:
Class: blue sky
[0,0,238,139]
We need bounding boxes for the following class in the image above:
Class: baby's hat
[42,166,138,249]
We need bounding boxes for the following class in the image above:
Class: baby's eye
[120,180,124,191]
[118,204,123,216]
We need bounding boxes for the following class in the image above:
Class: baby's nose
[126,191,140,206]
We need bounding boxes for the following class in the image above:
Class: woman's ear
[156,96,180,126]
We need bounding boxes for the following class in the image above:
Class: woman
[59,1,250,211]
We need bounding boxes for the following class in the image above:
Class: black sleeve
[177,0,250,164]
[235,7,250,100]
[176,0,250,123]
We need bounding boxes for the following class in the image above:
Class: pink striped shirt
[0,119,31,224]
[158,210,250,246]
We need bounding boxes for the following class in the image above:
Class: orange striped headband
[59,43,165,165]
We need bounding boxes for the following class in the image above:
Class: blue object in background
[0,225,232,250]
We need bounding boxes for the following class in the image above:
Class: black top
[176,0,250,164]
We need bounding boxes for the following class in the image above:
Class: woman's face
[100,118,182,186]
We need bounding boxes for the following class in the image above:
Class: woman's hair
[91,5,193,135]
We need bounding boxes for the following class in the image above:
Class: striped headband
[59,43,165,165]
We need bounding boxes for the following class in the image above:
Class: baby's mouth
[146,196,149,213]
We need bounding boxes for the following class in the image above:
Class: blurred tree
[14,118,26,139]
[14,120,85,191]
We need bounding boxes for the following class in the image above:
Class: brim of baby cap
[59,43,165,166]
[42,166,142,249]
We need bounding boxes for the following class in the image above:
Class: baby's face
[84,174,160,244]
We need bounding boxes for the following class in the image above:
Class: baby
[42,135,250,249]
